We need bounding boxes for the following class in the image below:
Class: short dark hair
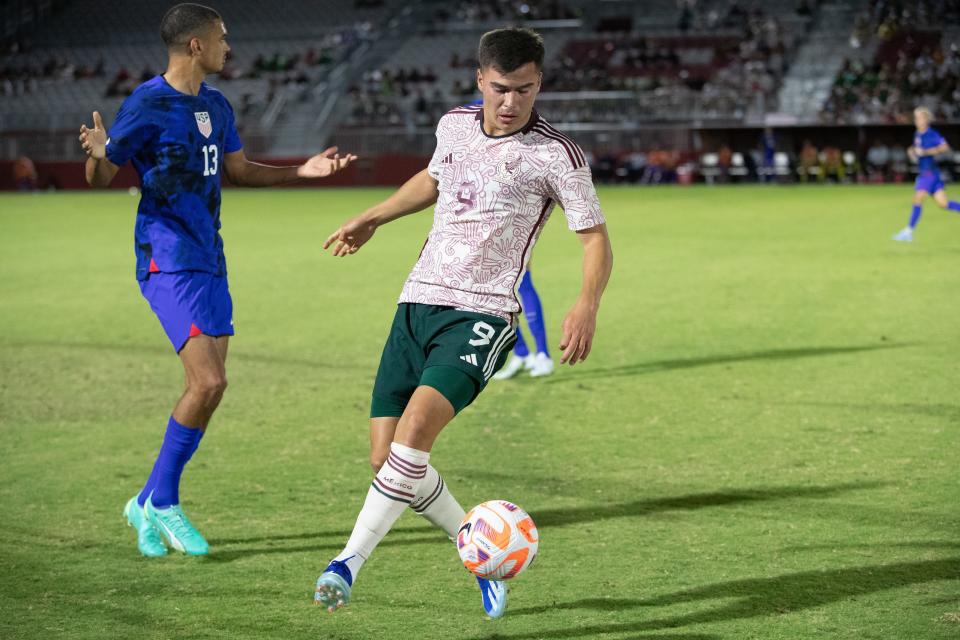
[478,27,545,73]
[160,3,222,48]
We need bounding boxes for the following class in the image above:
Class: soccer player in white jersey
[315,27,613,618]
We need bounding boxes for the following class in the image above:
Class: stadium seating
[2,0,957,186]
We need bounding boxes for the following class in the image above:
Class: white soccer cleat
[493,354,530,380]
[892,227,914,242]
[528,352,555,377]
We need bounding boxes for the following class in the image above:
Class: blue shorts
[915,171,945,194]
[139,271,234,352]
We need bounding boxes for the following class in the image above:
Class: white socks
[411,464,466,540]
[334,442,429,578]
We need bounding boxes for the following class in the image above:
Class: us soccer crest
[194,112,212,139]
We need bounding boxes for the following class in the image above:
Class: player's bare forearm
[362,168,439,226]
[559,224,613,365]
[323,169,438,257]
[575,224,613,311]
[228,160,301,187]
[85,156,119,188]
[919,143,950,157]
[224,147,356,187]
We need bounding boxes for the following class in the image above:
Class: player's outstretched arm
[559,223,613,366]
[323,168,439,257]
[223,146,357,187]
[79,111,119,188]
[917,142,950,157]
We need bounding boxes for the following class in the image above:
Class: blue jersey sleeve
[223,98,242,153]
[105,97,154,166]
[922,128,946,150]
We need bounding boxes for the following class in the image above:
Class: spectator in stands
[13,155,38,191]
[717,145,733,183]
[822,146,846,182]
[889,144,910,181]
[643,149,679,184]
[866,141,891,181]
[799,140,822,182]
[822,27,960,124]
[760,128,776,182]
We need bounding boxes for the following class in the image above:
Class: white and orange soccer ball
[456,500,539,580]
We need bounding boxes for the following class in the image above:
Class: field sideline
[1,185,958,639]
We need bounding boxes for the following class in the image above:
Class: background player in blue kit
[893,107,960,242]
[493,269,555,379]
[78,3,356,557]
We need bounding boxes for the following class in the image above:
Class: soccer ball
[456,500,539,580]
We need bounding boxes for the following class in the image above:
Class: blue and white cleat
[315,560,353,613]
[477,577,508,618]
[124,496,167,557]
[144,497,209,556]
[893,227,914,242]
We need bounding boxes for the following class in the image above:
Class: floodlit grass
[1,185,958,639]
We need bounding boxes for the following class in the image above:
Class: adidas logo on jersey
[442,153,454,164]
[459,354,478,366]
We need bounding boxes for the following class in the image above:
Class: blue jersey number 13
[202,144,219,176]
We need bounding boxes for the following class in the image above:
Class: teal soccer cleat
[124,496,167,557]
[144,497,209,556]
[477,577,508,618]
[314,560,353,613]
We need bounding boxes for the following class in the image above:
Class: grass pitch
[1,185,958,639]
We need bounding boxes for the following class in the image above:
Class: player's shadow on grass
[205,530,446,563]
[208,483,881,560]
[486,555,960,639]
[531,481,885,529]
[212,524,434,546]
[545,343,908,383]
[9,339,365,370]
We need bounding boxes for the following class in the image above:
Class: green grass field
[1,185,958,639]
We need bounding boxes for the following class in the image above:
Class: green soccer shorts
[371,303,517,417]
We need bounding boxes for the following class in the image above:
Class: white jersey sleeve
[547,164,606,231]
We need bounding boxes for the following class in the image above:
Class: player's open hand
[323,213,377,257]
[79,111,107,160]
[298,146,358,179]
[559,301,597,366]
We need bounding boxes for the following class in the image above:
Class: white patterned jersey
[398,105,605,320]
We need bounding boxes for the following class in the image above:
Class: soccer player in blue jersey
[493,268,555,379]
[893,107,960,242]
[78,3,355,557]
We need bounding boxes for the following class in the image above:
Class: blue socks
[909,201,960,227]
[909,204,922,228]
[137,416,204,509]
[517,270,549,356]
[513,327,530,357]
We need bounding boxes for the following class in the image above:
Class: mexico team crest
[194,112,212,138]
[493,151,523,184]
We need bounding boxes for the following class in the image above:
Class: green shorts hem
[370,396,406,419]
[420,365,479,414]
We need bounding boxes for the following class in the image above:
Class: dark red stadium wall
[5,126,960,190]
[0,155,430,191]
